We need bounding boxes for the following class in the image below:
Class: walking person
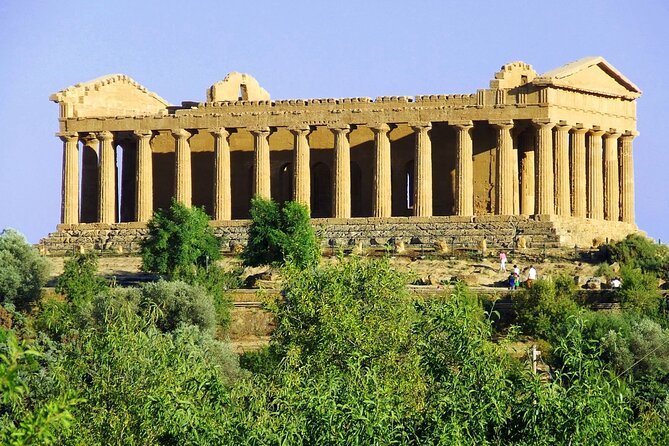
[499,252,507,272]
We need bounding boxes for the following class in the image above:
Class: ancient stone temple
[41,57,641,253]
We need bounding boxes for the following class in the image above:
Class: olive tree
[0,229,50,309]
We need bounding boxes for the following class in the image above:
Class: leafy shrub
[618,265,663,317]
[138,281,218,336]
[599,317,669,382]
[594,262,615,279]
[56,252,107,305]
[242,197,319,268]
[191,265,238,329]
[513,277,582,341]
[608,233,669,280]
[141,201,221,280]
[0,328,80,444]
[27,312,240,445]
[0,229,51,309]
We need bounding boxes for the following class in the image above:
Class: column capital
[329,124,351,135]
[531,119,555,129]
[171,128,192,139]
[588,126,606,137]
[369,123,391,133]
[208,128,231,138]
[571,124,589,134]
[409,121,431,131]
[450,120,474,130]
[133,130,153,140]
[57,132,78,143]
[288,125,312,136]
[604,129,621,140]
[250,126,271,136]
[620,130,639,141]
[97,130,114,141]
[555,121,571,131]
[489,120,514,130]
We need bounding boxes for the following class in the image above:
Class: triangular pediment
[50,74,170,118]
[533,57,641,99]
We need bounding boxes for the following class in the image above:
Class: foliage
[618,265,664,317]
[242,197,320,269]
[56,252,107,305]
[508,317,644,445]
[607,233,669,280]
[191,265,237,329]
[138,281,218,336]
[594,262,615,279]
[0,328,80,445]
[28,308,240,445]
[0,229,51,309]
[414,285,521,443]
[141,201,221,280]
[513,277,582,341]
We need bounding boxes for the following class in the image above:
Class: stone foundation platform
[38,215,640,255]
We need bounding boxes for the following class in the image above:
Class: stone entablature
[46,56,642,251]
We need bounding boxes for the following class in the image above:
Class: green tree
[141,201,221,280]
[0,229,51,309]
[55,252,107,305]
[242,197,319,268]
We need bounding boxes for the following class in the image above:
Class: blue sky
[1,0,667,243]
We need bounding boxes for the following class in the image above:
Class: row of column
[59,121,636,225]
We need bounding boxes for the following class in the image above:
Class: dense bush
[618,265,664,317]
[28,311,240,445]
[139,281,218,336]
[56,252,107,305]
[513,277,582,341]
[0,328,79,445]
[242,197,319,268]
[0,229,50,309]
[141,201,221,280]
[607,233,669,280]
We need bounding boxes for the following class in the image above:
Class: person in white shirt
[527,265,537,288]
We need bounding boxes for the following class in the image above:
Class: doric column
[452,121,474,216]
[133,131,153,222]
[290,126,311,208]
[172,129,192,206]
[411,122,433,217]
[98,131,115,224]
[251,127,271,200]
[512,141,520,216]
[587,127,605,220]
[571,126,588,218]
[604,130,621,221]
[533,120,555,215]
[520,149,535,215]
[370,123,392,217]
[491,120,514,215]
[554,123,571,216]
[330,125,351,218]
[210,128,232,220]
[59,132,79,224]
[619,132,637,224]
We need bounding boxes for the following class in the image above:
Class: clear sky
[0,0,667,244]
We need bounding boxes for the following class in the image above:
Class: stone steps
[39,216,566,255]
